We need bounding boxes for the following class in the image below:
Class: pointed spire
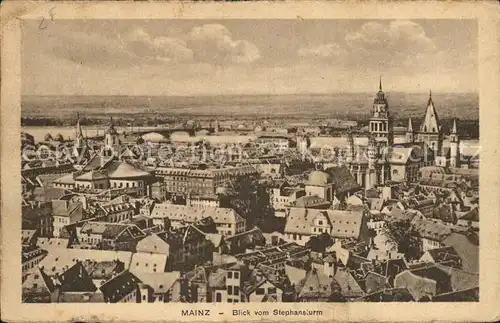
[451,118,458,134]
[407,117,414,132]
[379,75,382,91]
[75,112,84,139]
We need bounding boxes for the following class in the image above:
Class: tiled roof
[99,270,142,303]
[131,271,180,294]
[106,161,152,179]
[412,218,465,242]
[327,210,364,239]
[129,252,168,274]
[297,268,340,299]
[426,246,462,268]
[292,195,330,208]
[442,232,479,273]
[393,270,436,301]
[53,173,76,185]
[334,268,365,298]
[151,203,244,225]
[37,249,133,277]
[459,206,479,222]
[75,170,108,181]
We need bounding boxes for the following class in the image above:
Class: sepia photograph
[1,1,499,322]
[19,17,480,304]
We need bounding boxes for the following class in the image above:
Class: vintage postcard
[1,1,499,322]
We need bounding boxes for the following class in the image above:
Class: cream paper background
[1,1,499,322]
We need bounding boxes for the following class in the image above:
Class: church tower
[405,117,415,143]
[369,77,394,148]
[366,134,379,189]
[104,117,120,158]
[417,90,443,155]
[73,113,87,158]
[345,130,355,163]
[449,118,461,168]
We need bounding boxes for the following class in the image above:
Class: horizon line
[22,91,479,97]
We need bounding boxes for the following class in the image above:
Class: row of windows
[22,257,43,272]
[227,271,239,279]
[370,122,388,132]
[227,286,240,296]
[256,287,277,295]
[112,182,142,188]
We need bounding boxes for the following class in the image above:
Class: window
[234,286,239,296]
[228,299,232,303]
[142,295,146,301]
[228,272,233,279]
[228,286,233,295]
[318,220,323,225]
[256,288,265,295]
[268,287,276,294]
[234,272,239,279]
[33,283,38,289]
[216,293,222,302]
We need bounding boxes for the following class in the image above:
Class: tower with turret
[449,118,461,168]
[417,90,443,156]
[369,77,394,148]
[104,117,121,158]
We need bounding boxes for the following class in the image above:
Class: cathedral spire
[420,89,440,134]
[407,117,414,132]
[451,118,458,134]
[75,112,84,141]
[379,75,382,91]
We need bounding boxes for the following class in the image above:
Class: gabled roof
[131,271,180,294]
[442,232,479,273]
[334,268,364,298]
[99,270,141,303]
[426,246,462,269]
[54,261,97,293]
[53,173,75,185]
[297,269,339,299]
[151,203,244,225]
[459,206,479,222]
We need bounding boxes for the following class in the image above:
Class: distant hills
[21,92,479,120]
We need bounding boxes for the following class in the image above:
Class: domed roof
[307,170,333,186]
[142,132,166,142]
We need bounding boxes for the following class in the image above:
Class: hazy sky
[22,19,477,96]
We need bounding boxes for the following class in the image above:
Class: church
[54,116,154,197]
[343,78,462,190]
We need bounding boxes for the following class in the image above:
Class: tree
[383,219,422,261]
[226,175,272,230]
[44,133,53,142]
[54,133,64,142]
[305,232,334,254]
